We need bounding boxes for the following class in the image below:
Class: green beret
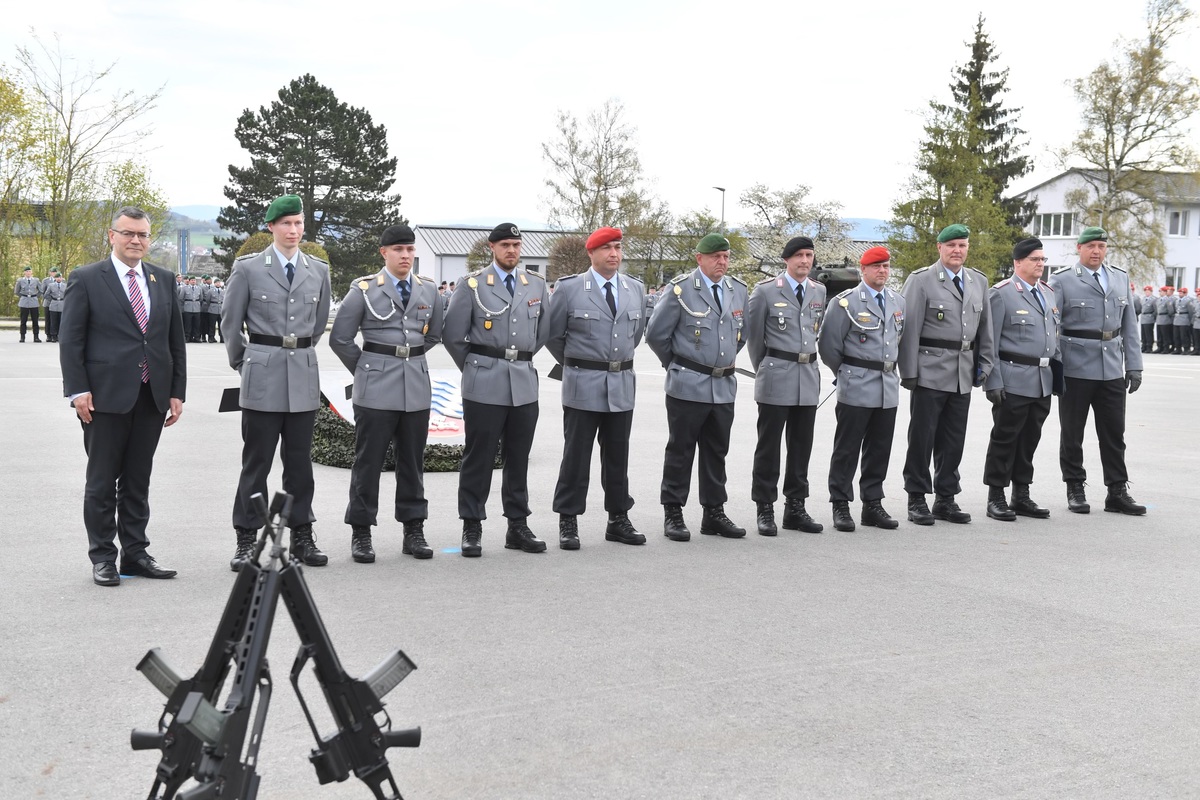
[937,224,970,243]
[1077,226,1107,244]
[265,194,303,223]
[696,233,731,254]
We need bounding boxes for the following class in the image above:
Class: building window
[1033,213,1076,238]
[1168,210,1190,237]
[1165,266,1185,288]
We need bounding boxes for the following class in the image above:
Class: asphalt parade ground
[2,336,1199,799]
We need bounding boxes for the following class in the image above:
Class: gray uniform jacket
[1172,296,1194,326]
[645,269,748,404]
[207,286,224,314]
[983,278,1061,398]
[1155,295,1175,324]
[182,284,201,313]
[330,270,444,412]
[44,280,66,312]
[746,274,826,406]
[442,264,549,407]
[14,276,41,308]
[199,284,212,312]
[1049,263,1142,380]
[546,271,646,413]
[1138,295,1157,324]
[221,247,332,412]
[818,283,905,409]
[898,261,994,392]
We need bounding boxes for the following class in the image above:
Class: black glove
[985,388,1005,405]
[1125,370,1142,394]
[900,377,917,390]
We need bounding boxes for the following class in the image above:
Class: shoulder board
[556,273,580,282]
[411,273,424,285]
[1038,279,1052,289]
[993,278,1012,288]
[1051,266,1071,274]
[234,252,255,261]
[466,269,484,279]
[670,273,689,284]
[756,275,776,286]
[622,273,644,285]
[1107,264,1127,274]
[834,288,855,300]
[523,270,545,281]
[727,274,746,286]
[968,268,988,279]
[352,274,376,287]
[910,266,930,274]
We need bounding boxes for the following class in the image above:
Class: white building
[412,225,562,286]
[1014,169,1200,290]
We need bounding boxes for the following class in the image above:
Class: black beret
[781,236,815,259]
[380,224,415,246]
[488,223,522,243]
[1012,237,1044,261]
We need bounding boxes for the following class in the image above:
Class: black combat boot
[351,526,375,563]
[461,519,483,557]
[559,514,580,550]
[663,504,691,541]
[782,498,823,533]
[700,505,746,538]
[291,524,328,566]
[756,502,778,537]
[986,486,1017,521]
[907,493,935,526]
[1066,481,1090,514]
[402,520,433,559]
[1104,482,1147,516]
[831,500,855,532]
[932,495,972,523]
[605,512,645,545]
[505,517,547,553]
[861,499,899,529]
[230,527,256,572]
[1010,484,1049,518]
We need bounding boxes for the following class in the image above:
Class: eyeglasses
[111,230,151,241]
[1025,257,1050,264]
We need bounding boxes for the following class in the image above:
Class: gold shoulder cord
[673,284,711,318]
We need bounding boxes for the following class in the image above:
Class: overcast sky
[3,0,1198,230]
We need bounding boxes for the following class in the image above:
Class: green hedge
[311,405,501,472]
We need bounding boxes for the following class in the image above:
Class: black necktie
[285,262,294,285]
[1093,271,1103,292]
[876,292,885,313]
[711,284,722,314]
[505,274,515,297]
[952,274,963,298]
[604,282,617,316]
[400,280,410,309]
[1031,286,1044,312]
[796,282,804,306]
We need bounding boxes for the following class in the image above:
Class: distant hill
[171,205,222,222]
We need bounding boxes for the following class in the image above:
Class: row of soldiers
[1137,284,1199,354]
[211,194,1147,571]
[174,274,226,343]
[12,267,67,342]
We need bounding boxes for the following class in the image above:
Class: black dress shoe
[664,505,691,541]
[861,500,899,529]
[462,519,483,557]
[907,493,935,526]
[932,495,972,523]
[559,515,581,550]
[986,487,1017,522]
[831,501,855,532]
[120,555,177,579]
[402,520,433,559]
[700,505,746,538]
[605,513,645,545]
[1066,481,1090,514]
[505,519,547,553]
[756,502,778,536]
[1104,483,1147,515]
[93,561,120,586]
[782,498,823,533]
[351,526,376,563]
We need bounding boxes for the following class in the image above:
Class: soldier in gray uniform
[1049,226,1145,515]
[43,273,67,342]
[1138,285,1156,353]
[331,224,443,562]
[1172,287,1194,354]
[981,238,1061,521]
[546,227,646,550]
[1192,289,1200,355]
[14,266,42,342]
[817,246,906,531]
[1154,286,1175,353]
[645,233,749,541]
[206,279,225,343]
[443,223,550,557]
[198,276,213,342]
[745,235,826,536]
[182,277,202,342]
[222,194,333,568]
[897,223,995,526]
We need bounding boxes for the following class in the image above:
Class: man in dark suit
[59,206,187,586]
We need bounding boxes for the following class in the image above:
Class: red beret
[586,227,622,250]
[1181,287,1189,294]
[1144,285,1153,291]
[860,246,890,266]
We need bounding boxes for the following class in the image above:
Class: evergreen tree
[216,74,404,291]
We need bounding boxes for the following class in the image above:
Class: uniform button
[289,351,294,357]
[613,333,617,338]
[290,298,295,303]
[289,316,294,320]
[261,295,267,299]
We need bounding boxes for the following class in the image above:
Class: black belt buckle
[395,344,411,357]
[504,347,519,361]
[883,361,895,372]
[282,334,298,349]
[608,360,622,372]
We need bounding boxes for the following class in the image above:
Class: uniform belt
[1063,329,1120,341]
[999,350,1050,367]
[919,337,975,351]
[842,356,896,372]
[363,341,426,358]
[468,344,533,362]
[765,348,816,364]
[565,356,634,372]
[672,356,736,378]
[249,333,312,348]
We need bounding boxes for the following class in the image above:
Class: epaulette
[557,273,580,282]
[353,274,376,290]
[756,275,776,286]
[834,287,855,300]
[1107,264,1127,274]
[670,273,689,285]
[727,274,747,286]
[1051,266,1071,274]
[301,252,329,266]
[411,273,424,285]
[466,268,483,279]
[994,278,1012,288]
[234,252,255,261]
[524,269,546,280]
[623,272,644,285]
[911,266,930,274]
[968,267,988,279]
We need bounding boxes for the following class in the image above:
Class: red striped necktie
[126,269,150,383]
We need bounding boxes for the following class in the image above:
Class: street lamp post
[713,186,726,231]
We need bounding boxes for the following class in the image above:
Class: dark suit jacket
[59,257,187,414]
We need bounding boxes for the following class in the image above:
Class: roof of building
[1014,168,1200,203]
[416,225,566,259]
